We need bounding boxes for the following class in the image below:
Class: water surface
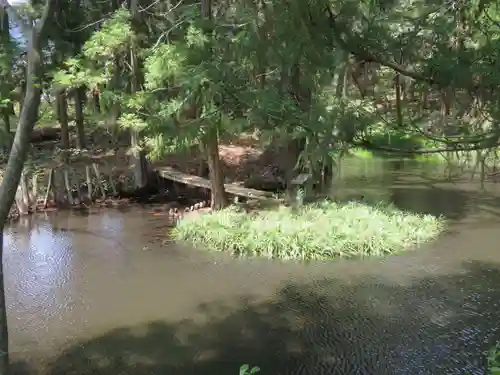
[6,157,500,375]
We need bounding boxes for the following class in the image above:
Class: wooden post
[290,173,311,208]
[85,165,93,202]
[30,172,38,208]
[63,167,74,205]
[43,169,54,208]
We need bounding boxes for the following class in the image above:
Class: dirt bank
[155,135,286,189]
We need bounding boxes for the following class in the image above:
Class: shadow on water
[11,260,500,375]
[388,186,471,220]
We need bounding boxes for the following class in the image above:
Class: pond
[5,157,500,374]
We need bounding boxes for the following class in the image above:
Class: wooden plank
[157,167,276,200]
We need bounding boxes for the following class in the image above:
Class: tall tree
[0,1,14,138]
[200,0,228,209]
[0,0,54,372]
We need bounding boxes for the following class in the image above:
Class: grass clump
[172,200,445,260]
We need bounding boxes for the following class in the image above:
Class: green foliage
[12,0,500,176]
[366,127,429,151]
[240,364,260,375]
[141,19,258,155]
[53,57,95,89]
[83,9,133,60]
[118,113,148,131]
[144,45,186,89]
[362,125,447,163]
[488,343,500,374]
[172,201,444,260]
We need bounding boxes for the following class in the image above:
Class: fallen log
[157,167,276,200]
[23,125,76,143]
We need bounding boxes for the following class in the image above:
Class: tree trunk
[1,5,12,141]
[395,72,403,127]
[395,51,404,127]
[0,1,53,373]
[19,84,25,113]
[0,3,8,38]
[0,233,6,375]
[284,138,305,204]
[285,62,309,201]
[255,0,267,89]
[350,61,367,98]
[334,52,348,98]
[421,89,428,112]
[204,125,228,210]
[57,89,70,159]
[130,130,147,188]
[200,0,227,210]
[128,0,147,189]
[74,87,86,149]
[92,87,101,113]
[1,110,9,134]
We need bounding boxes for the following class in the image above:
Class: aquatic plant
[240,364,260,375]
[488,343,500,374]
[172,200,444,260]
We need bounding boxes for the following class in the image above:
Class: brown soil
[25,127,283,186]
[154,135,285,184]
[19,126,283,185]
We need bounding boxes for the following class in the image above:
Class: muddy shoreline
[7,193,213,224]
[4,129,287,225]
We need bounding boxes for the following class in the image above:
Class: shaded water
[6,158,500,374]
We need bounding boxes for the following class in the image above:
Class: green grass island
[172,200,445,260]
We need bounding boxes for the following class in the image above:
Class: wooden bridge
[156,166,276,200]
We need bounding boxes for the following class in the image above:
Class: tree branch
[355,139,500,154]
[324,5,439,86]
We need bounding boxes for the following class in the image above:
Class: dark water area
[6,157,500,375]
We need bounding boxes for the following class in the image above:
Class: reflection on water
[5,157,500,374]
[336,158,500,224]
[6,220,73,320]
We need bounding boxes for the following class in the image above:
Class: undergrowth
[172,200,444,260]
